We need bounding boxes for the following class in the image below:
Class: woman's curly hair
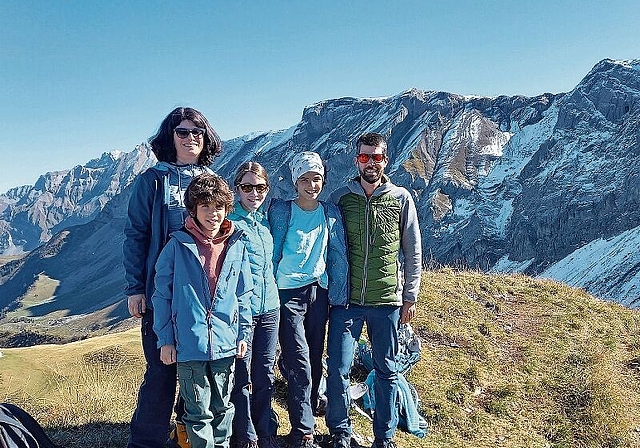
[150,107,222,165]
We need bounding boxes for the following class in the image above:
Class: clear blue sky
[1,0,639,193]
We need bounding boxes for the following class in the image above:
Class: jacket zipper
[200,230,243,358]
[360,196,371,305]
[256,219,268,315]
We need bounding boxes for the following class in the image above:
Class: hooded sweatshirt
[123,161,213,304]
[184,215,234,298]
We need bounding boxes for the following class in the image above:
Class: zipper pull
[207,308,213,324]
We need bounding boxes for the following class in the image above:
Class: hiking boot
[371,439,397,448]
[292,436,320,448]
[167,421,190,448]
[331,433,351,448]
[258,436,280,448]
[238,440,259,448]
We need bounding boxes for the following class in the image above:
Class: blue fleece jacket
[268,199,349,306]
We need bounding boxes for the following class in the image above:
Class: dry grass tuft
[1,270,640,447]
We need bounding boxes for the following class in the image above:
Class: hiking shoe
[371,440,397,448]
[167,421,190,448]
[292,436,320,448]
[238,440,259,448]
[258,436,280,448]
[331,433,351,448]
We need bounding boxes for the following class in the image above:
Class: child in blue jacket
[152,173,253,448]
[228,162,281,448]
[268,152,349,448]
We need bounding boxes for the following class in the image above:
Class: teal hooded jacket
[227,202,280,316]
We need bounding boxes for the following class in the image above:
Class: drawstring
[176,164,196,207]
[177,165,183,206]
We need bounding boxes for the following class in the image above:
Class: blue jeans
[279,283,328,438]
[325,305,400,440]
[231,309,280,442]
[128,311,178,448]
[178,358,236,448]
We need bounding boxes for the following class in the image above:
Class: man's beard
[360,166,383,184]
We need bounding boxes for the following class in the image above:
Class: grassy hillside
[2,269,640,448]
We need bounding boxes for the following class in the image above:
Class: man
[325,132,422,448]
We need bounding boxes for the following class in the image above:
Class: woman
[123,106,221,448]
[228,162,281,448]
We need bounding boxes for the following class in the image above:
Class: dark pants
[128,311,179,448]
[279,283,328,438]
[231,309,280,442]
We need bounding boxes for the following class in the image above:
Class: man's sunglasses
[174,127,205,139]
[356,153,386,164]
[238,183,268,194]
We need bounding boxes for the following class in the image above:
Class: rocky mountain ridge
[0,145,156,255]
[0,58,638,342]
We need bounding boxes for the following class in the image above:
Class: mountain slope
[0,145,155,254]
[1,58,639,341]
[2,271,640,448]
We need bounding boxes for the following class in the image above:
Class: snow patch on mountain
[483,104,559,188]
[493,198,514,237]
[612,59,640,70]
[490,256,535,273]
[539,226,640,307]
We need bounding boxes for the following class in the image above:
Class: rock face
[1,58,639,342]
[0,145,156,255]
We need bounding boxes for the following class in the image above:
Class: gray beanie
[289,151,324,184]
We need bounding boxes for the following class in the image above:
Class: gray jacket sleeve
[399,189,422,303]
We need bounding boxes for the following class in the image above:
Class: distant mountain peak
[1,58,639,343]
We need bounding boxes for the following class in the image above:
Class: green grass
[2,269,640,447]
[4,273,60,318]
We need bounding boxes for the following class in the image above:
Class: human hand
[127,294,146,318]
[236,341,248,358]
[160,345,177,365]
[401,301,416,324]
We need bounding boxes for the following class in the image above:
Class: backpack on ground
[362,370,428,438]
[356,323,422,375]
[355,323,428,438]
[0,403,57,448]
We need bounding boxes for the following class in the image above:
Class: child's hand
[236,341,248,358]
[160,344,177,365]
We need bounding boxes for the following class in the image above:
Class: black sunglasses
[238,183,268,194]
[174,127,205,139]
[356,153,386,164]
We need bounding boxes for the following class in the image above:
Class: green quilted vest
[339,191,402,306]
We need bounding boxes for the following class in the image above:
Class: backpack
[356,323,422,375]
[362,370,428,438]
[0,403,57,448]
[355,323,428,438]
